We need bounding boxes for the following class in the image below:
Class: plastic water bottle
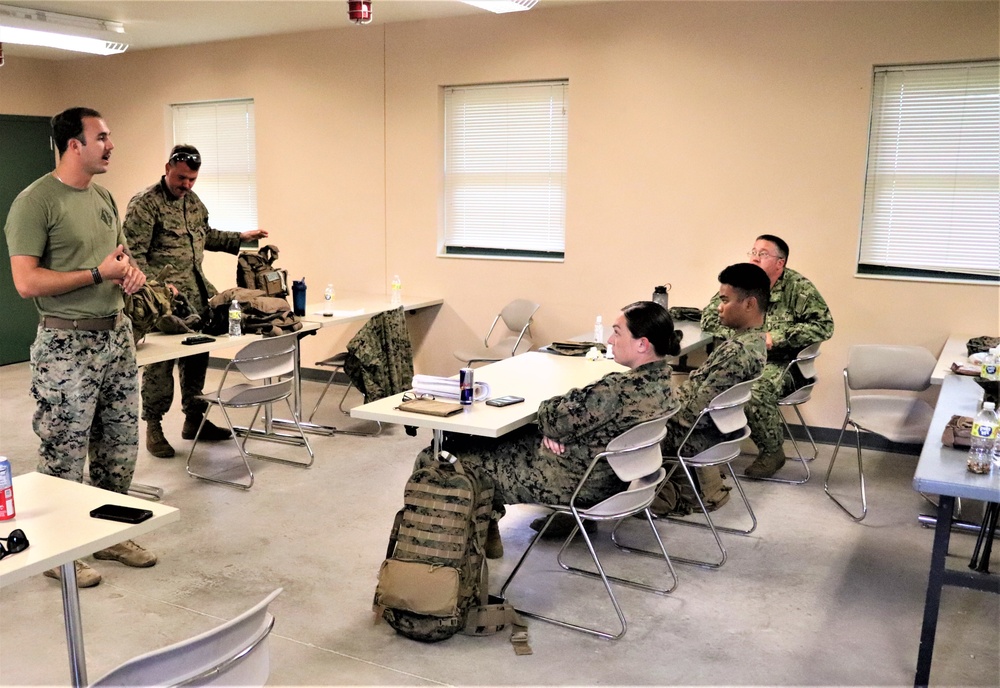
[982,348,999,381]
[967,401,998,474]
[324,283,335,315]
[594,315,604,345]
[0,457,15,521]
[228,299,243,338]
[390,275,402,306]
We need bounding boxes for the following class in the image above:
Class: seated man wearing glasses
[701,234,834,478]
[415,301,680,559]
[123,145,269,459]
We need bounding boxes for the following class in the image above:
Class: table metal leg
[433,429,443,458]
[59,561,87,688]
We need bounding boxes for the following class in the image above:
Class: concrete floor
[0,360,997,686]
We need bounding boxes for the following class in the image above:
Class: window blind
[858,62,999,282]
[443,81,568,258]
[171,99,257,232]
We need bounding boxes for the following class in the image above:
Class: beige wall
[1,1,997,430]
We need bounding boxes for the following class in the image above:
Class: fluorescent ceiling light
[460,0,539,14]
[0,3,127,55]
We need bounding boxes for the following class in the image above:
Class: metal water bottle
[0,456,15,521]
[460,368,474,405]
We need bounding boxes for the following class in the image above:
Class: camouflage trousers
[29,317,139,494]
[415,426,619,521]
[141,353,209,421]
[745,361,795,454]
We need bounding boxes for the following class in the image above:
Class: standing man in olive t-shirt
[3,107,156,588]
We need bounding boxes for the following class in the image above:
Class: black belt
[41,313,121,331]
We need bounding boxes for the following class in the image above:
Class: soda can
[459,367,474,405]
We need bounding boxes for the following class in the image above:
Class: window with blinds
[171,99,257,232]
[857,62,999,283]
[443,81,568,260]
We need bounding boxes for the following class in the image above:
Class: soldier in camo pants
[123,145,268,457]
[415,301,680,557]
[702,235,834,478]
[4,108,155,587]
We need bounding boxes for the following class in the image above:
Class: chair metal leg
[307,370,339,422]
[651,460,756,569]
[248,399,315,468]
[557,510,678,596]
[304,370,382,437]
[186,407,255,490]
[500,509,673,640]
[824,418,868,521]
[187,400,315,490]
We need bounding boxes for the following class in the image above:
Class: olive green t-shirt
[4,173,127,319]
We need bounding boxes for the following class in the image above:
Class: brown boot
[146,420,175,458]
[93,540,157,567]
[181,415,231,441]
[43,560,102,588]
[485,520,504,559]
[745,448,787,479]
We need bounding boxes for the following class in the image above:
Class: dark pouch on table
[941,415,973,449]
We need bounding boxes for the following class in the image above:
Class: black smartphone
[486,395,526,407]
[182,335,216,345]
[90,504,153,524]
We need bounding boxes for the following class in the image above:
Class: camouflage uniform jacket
[343,308,414,402]
[123,178,241,316]
[664,328,767,454]
[535,358,677,500]
[701,267,833,363]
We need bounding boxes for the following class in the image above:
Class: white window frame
[442,80,568,261]
[856,61,999,284]
[171,99,257,233]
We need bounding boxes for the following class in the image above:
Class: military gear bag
[237,244,288,298]
[123,268,200,343]
[204,287,302,337]
[373,451,530,654]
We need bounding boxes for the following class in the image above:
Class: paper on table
[412,374,491,401]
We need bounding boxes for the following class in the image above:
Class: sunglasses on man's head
[169,152,201,166]
[0,528,29,560]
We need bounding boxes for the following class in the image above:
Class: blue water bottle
[292,278,307,316]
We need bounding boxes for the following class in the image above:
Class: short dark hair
[718,263,771,312]
[168,144,202,170]
[622,301,680,357]
[51,107,102,155]
[756,234,789,262]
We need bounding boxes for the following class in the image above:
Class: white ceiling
[1,0,590,60]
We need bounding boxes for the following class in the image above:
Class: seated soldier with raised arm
[701,235,833,478]
[653,263,769,515]
[414,301,680,558]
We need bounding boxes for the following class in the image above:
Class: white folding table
[0,472,179,687]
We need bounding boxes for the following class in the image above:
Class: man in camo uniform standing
[4,107,154,588]
[655,263,769,514]
[123,145,268,458]
[415,301,680,558]
[701,235,833,478]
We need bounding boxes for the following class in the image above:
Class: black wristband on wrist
[91,267,103,285]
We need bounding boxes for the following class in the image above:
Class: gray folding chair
[499,413,678,640]
[641,378,758,569]
[90,588,281,687]
[187,333,314,490]
[744,342,822,485]
[454,298,539,366]
[824,344,936,522]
